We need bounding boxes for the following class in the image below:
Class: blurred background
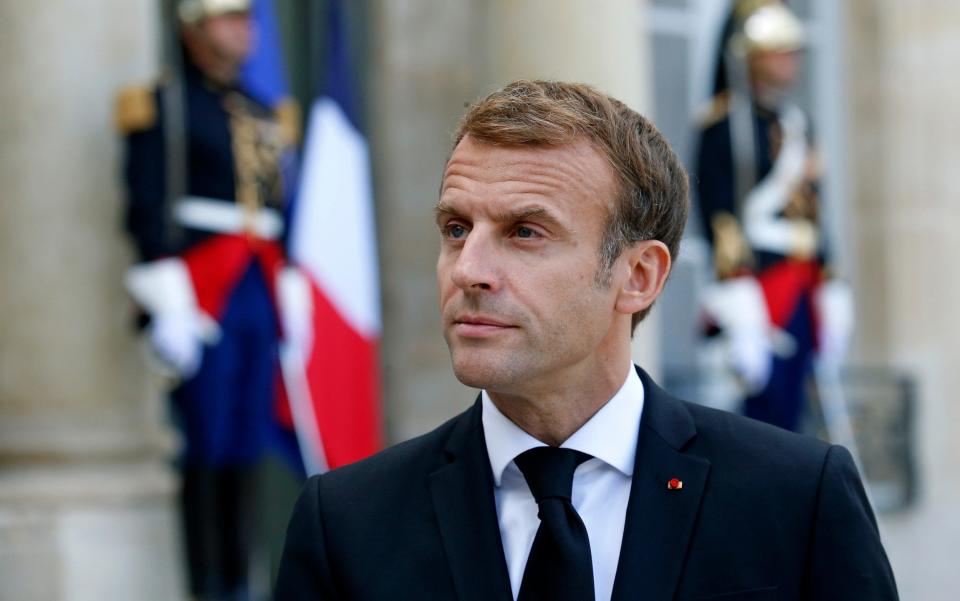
[0,0,957,599]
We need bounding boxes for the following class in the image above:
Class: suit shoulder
[684,400,831,473]
[320,408,467,490]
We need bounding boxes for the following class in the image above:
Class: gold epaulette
[114,84,157,134]
[275,96,302,146]
[695,92,731,129]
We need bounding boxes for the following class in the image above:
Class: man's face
[201,12,255,69]
[749,49,801,92]
[436,136,625,395]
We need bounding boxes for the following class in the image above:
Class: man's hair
[453,80,690,330]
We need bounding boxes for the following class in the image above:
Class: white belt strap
[174,196,284,240]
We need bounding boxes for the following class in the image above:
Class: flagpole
[279,342,329,476]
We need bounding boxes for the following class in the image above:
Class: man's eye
[445,224,468,239]
[516,226,538,239]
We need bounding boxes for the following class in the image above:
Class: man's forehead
[440,135,615,200]
[446,135,603,167]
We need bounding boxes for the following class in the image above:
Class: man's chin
[449,350,523,390]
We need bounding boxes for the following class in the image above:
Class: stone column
[370,0,655,443]
[369,1,491,442]
[484,0,660,376]
[846,1,960,599]
[0,1,184,599]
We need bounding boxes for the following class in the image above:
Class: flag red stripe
[306,283,382,468]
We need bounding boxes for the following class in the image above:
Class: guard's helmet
[178,0,252,24]
[730,0,805,56]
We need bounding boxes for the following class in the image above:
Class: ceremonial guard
[694,0,853,432]
[115,1,299,598]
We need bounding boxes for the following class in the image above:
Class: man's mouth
[452,315,515,337]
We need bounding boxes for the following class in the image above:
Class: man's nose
[450,230,499,292]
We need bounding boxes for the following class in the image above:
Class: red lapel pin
[667,478,683,491]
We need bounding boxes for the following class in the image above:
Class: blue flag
[240,0,290,108]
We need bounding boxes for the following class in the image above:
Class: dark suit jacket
[275,368,898,600]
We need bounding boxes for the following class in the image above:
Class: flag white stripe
[290,98,382,338]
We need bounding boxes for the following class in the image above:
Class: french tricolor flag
[281,1,382,474]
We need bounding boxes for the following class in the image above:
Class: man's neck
[486,360,631,447]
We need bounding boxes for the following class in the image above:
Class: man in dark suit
[275,80,897,600]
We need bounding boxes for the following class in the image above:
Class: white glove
[727,328,773,394]
[125,258,218,379]
[148,312,204,378]
[702,277,774,393]
[814,279,854,366]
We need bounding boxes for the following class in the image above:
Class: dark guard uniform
[117,44,299,599]
[693,0,852,432]
[696,96,823,431]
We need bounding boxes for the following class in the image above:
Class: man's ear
[615,240,672,316]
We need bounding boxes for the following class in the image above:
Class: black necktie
[514,446,594,601]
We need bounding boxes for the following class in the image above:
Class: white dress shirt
[481,366,645,601]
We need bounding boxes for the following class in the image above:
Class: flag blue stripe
[240,0,290,108]
[321,0,362,132]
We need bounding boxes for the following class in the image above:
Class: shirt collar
[481,365,644,486]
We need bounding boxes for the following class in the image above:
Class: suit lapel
[429,399,513,601]
[611,367,711,601]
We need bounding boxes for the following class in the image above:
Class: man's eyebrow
[433,203,567,228]
[495,206,549,222]
[493,206,567,231]
[433,201,459,223]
